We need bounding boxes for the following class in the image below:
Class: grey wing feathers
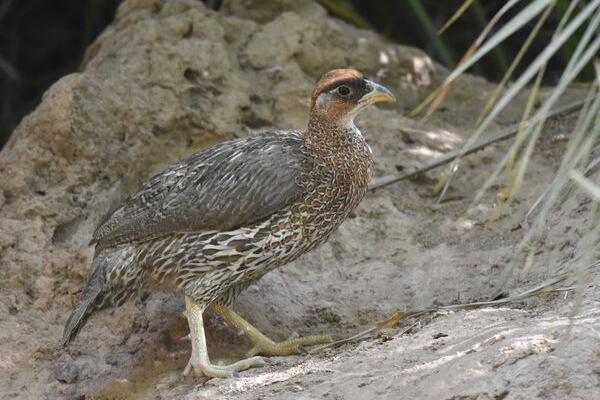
[92,131,310,248]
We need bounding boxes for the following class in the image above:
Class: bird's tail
[62,246,142,346]
[61,260,106,347]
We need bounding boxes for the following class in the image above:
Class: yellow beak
[359,80,396,105]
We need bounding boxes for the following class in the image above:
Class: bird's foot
[183,355,267,378]
[183,354,268,378]
[209,304,332,357]
[245,333,332,357]
[183,296,268,379]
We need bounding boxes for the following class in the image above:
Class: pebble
[53,362,79,384]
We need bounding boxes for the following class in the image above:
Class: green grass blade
[407,0,455,67]
[561,7,600,75]
[409,86,442,117]
[473,29,600,210]
[471,0,510,75]
[317,0,370,28]
[443,0,552,85]
[438,0,477,34]
[478,1,556,121]
[570,170,600,199]
[457,0,600,177]
[521,87,600,249]
[507,68,547,200]
[424,0,522,118]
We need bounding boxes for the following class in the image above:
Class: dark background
[0,0,590,149]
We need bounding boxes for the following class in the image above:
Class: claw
[210,304,333,357]
[245,346,260,358]
[184,297,266,379]
[287,332,300,339]
[183,361,192,377]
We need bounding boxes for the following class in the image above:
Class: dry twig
[369,96,594,193]
[309,260,598,354]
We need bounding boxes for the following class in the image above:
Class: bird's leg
[183,296,267,378]
[209,304,332,357]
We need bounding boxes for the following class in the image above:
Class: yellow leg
[184,296,267,378]
[210,304,332,357]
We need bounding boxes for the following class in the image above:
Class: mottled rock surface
[1,0,598,399]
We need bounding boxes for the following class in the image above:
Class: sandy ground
[1,0,599,399]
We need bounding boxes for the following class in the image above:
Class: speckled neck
[304,114,373,190]
[305,115,364,152]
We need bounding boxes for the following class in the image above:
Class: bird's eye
[336,85,351,96]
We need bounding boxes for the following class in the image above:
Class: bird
[61,68,396,378]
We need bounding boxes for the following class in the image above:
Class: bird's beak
[359,80,396,105]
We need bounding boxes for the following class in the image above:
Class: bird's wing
[92,131,311,248]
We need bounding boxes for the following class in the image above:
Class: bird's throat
[304,116,372,177]
[306,115,363,148]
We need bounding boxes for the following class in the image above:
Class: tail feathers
[61,265,105,347]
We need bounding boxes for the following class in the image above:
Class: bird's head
[309,69,396,128]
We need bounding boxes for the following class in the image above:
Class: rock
[0,0,596,399]
[53,362,79,384]
[223,0,325,23]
